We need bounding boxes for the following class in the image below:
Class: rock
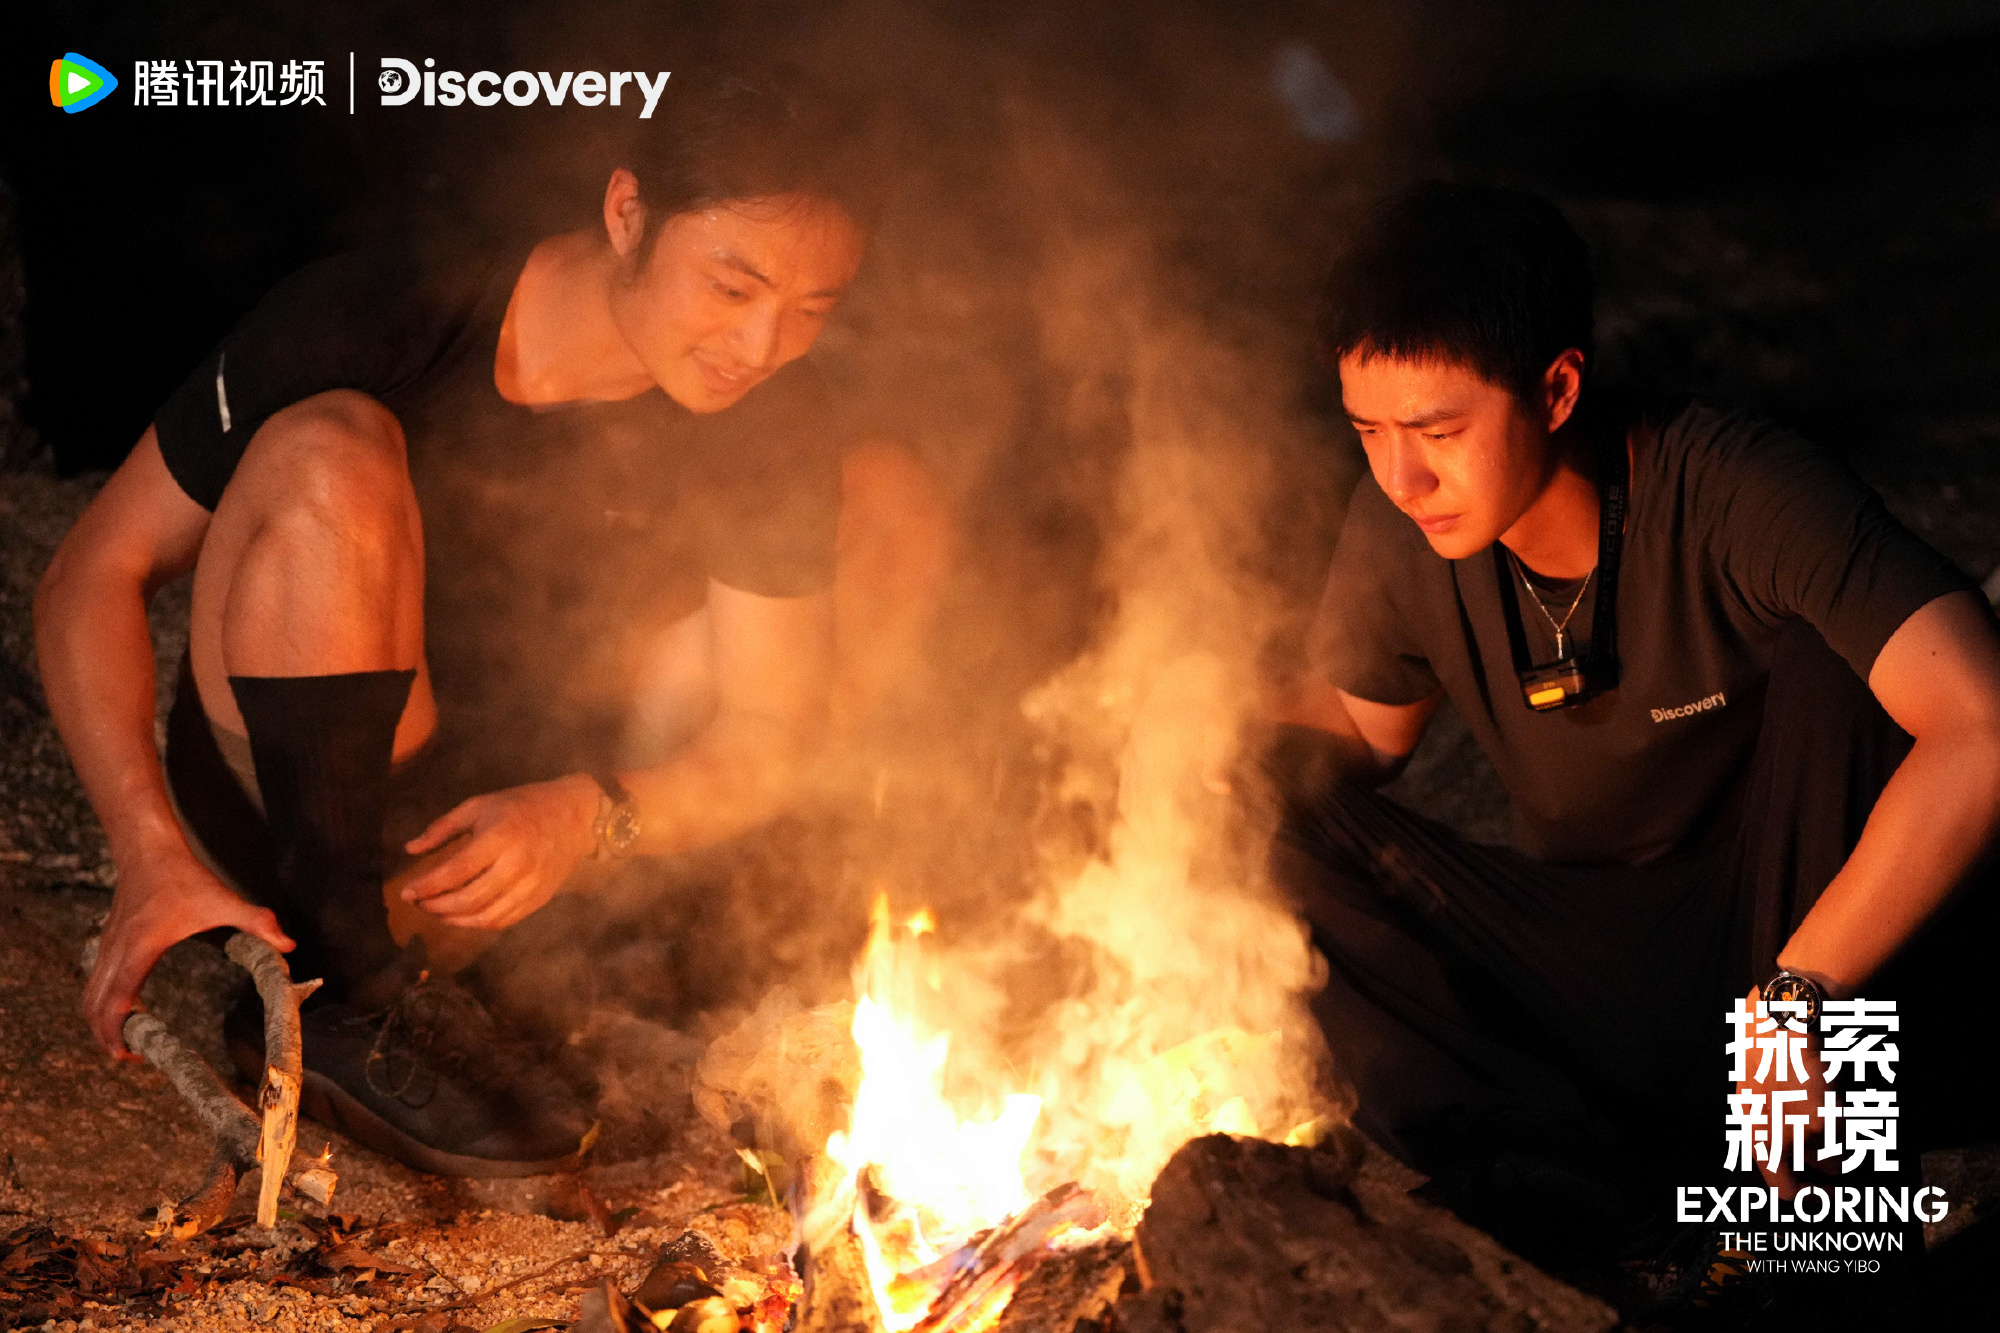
[1113,1134,1615,1333]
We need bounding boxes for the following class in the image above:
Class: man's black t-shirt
[1308,400,1976,865]
[152,242,843,774]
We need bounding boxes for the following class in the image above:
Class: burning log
[797,1180,1128,1333]
[81,930,334,1234]
[988,1239,1131,1333]
[795,1222,884,1333]
[904,1183,1107,1333]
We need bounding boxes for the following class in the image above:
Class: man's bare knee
[198,390,421,629]
[193,390,428,696]
[254,389,408,504]
[213,391,416,550]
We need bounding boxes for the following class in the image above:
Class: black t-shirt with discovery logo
[1308,399,1977,865]
[152,240,841,778]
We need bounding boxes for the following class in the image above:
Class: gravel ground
[3,470,780,1331]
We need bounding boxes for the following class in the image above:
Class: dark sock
[229,670,417,1002]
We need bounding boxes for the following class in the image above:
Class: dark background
[12,0,2000,799]
[6,0,2000,476]
[9,0,2000,848]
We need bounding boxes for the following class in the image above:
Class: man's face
[612,195,864,414]
[1339,352,1561,561]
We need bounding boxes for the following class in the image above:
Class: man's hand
[399,775,599,931]
[85,860,293,1060]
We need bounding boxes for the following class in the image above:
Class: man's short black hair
[621,65,881,252]
[1318,181,1593,399]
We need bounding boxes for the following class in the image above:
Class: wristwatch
[588,771,641,860]
[1761,969,1826,1029]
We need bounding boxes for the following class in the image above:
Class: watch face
[1764,974,1821,1027]
[606,804,641,855]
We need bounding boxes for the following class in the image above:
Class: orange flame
[815,894,1320,1332]
[818,897,1041,1331]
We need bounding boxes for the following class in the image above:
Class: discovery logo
[378,59,669,117]
[48,53,118,112]
[1651,691,1726,723]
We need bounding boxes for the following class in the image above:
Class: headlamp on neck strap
[1495,428,1628,714]
[1521,661,1589,711]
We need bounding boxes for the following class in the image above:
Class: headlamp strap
[1494,426,1627,693]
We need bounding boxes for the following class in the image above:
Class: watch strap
[589,770,633,808]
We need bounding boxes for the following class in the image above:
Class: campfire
[793,899,1111,1333]
[623,887,1608,1333]
[769,895,1325,1333]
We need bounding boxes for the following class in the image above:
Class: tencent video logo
[49,53,118,113]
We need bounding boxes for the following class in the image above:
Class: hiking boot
[1631,1226,1776,1330]
[226,964,598,1178]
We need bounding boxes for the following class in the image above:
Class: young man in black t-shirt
[1276,183,2000,1283]
[35,74,951,1176]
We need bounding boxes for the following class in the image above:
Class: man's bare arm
[1776,590,2000,994]
[397,578,833,929]
[620,577,835,852]
[35,430,293,1056]
[1265,676,1439,794]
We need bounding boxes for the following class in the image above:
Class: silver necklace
[1510,551,1594,660]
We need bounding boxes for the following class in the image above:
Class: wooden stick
[173,1154,241,1240]
[84,933,336,1233]
[122,1010,260,1163]
[225,935,321,1227]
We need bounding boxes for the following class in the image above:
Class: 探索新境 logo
[48,53,119,113]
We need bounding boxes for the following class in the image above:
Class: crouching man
[1273,183,2000,1292]
[34,71,950,1177]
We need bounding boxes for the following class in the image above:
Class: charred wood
[990,1238,1132,1333]
[907,1183,1108,1333]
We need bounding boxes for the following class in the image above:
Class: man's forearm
[1777,726,2000,995]
[1263,678,1431,794]
[617,709,822,857]
[1258,721,1396,804]
[34,566,195,870]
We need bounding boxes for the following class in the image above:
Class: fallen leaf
[580,1182,614,1237]
[322,1243,421,1275]
[71,1251,123,1292]
[480,1318,568,1333]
